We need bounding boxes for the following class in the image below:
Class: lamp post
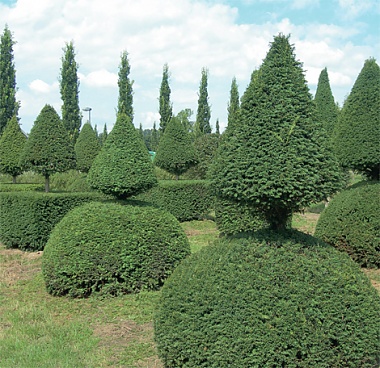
[82,107,92,124]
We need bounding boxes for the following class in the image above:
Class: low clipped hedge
[215,197,268,235]
[315,181,380,268]
[0,183,44,192]
[42,202,190,297]
[134,180,213,222]
[155,230,380,368]
[0,192,105,251]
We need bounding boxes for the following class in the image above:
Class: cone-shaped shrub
[155,230,380,367]
[333,58,380,180]
[315,181,380,268]
[42,202,190,297]
[87,113,157,198]
[74,122,100,173]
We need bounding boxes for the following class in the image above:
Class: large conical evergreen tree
[87,113,157,198]
[194,68,211,137]
[159,63,173,134]
[0,115,26,183]
[227,77,240,131]
[211,34,342,230]
[314,68,339,143]
[333,58,380,180]
[155,116,197,180]
[21,105,76,192]
[60,41,81,144]
[74,122,101,173]
[0,25,18,135]
[117,51,134,121]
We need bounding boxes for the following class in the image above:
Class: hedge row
[134,180,213,222]
[0,192,105,251]
[0,183,44,192]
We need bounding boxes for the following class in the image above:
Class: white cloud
[80,70,118,88]
[338,0,378,18]
[29,79,58,93]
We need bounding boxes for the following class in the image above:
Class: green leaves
[74,122,100,173]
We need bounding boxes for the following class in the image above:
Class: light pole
[82,107,92,124]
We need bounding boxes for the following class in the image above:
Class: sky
[0,0,379,134]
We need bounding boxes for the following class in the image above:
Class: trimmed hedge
[0,192,105,251]
[315,181,380,268]
[155,230,380,368]
[0,183,44,192]
[42,202,190,297]
[134,180,213,222]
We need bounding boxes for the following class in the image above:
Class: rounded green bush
[315,181,380,268]
[42,202,190,297]
[154,230,380,367]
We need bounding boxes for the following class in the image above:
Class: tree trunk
[266,207,292,231]
[12,175,17,184]
[176,174,179,180]
[45,175,50,193]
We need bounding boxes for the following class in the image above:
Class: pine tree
[215,119,220,136]
[227,77,240,131]
[0,25,18,135]
[117,51,134,121]
[334,58,380,180]
[155,116,197,179]
[87,113,157,198]
[210,34,342,230]
[74,122,101,173]
[98,123,108,146]
[159,63,173,134]
[21,104,76,192]
[60,41,81,143]
[151,122,159,151]
[314,68,339,143]
[0,115,26,183]
[194,68,211,137]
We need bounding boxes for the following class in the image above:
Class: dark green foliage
[20,104,76,192]
[0,25,18,135]
[117,51,134,121]
[214,197,268,235]
[74,122,101,173]
[134,180,213,222]
[314,68,339,142]
[154,116,197,179]
[159,63,173,133]
[315,181,380,268]
[98,123,108,146]
[150,122,159,151]
[194,68,211,137]
[87,113,157,198]
[334,58,380,180]
[42,202,191,297]
[210,34,342,230]
[155,230,380,367]
[227,76,240,130]
[50,170,93,192]
[59,41,81,143]
[0,191,104,251]
[0,115,26,182]
[0,183,43,192]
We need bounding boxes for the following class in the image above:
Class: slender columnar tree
[334,58,380,180]
[211,34,342,230]
[151,122,159,151]
[215,119,220,136]
[194,68,211,137]
[21,105,76,192]
[0,115,26,183]
[60,41,81,143]
[159,63,173,134]
[0,25,18,135]
[117,51,134,121]
[227,77,240,131]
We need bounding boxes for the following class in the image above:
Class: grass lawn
[1,213,378,367]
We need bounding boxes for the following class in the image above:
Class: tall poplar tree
[117,51,133,121]
[0,25,18,135]
[227,77,240,131]
[159,63,173,134]
[194,68,211,137]
[60,41,81,143]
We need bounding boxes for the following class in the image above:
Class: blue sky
[0,0,379,133]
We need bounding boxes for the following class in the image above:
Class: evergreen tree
[74,122,101,173]
[159,63,173,134]
[117,51,134,121]
[139,123,144,140]
[334,58,380,180]
[87,113,157,198]
[21,104,76,192]
[60,41,81,143]
[227,77,240,131]
[194,68,211,137]
[0,115,26,183]
[155,116,197,179]
[210,34,342,230]
[151,122,159,151]
[0,25,18,135]
[314,68,339,143]
[98,123,108,146]
[215,118,220,136]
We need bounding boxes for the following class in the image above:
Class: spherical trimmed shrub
[42,202,190,297]
[315,181,380,268]
[154,230,380,368]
